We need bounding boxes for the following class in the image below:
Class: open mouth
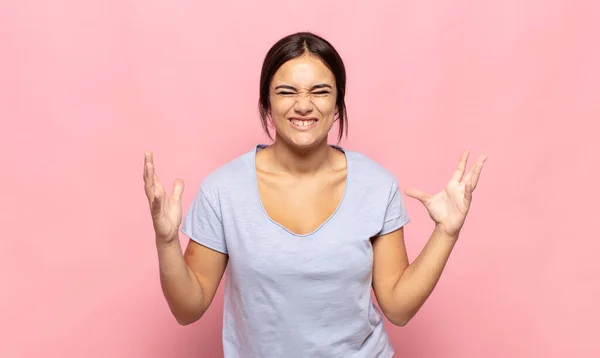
[289,118,318,129]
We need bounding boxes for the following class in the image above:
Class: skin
[144,52,487,326]
[256,53,347,235]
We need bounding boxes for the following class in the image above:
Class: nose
[294,93,314,115]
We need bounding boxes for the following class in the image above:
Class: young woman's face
[268,54,338,149]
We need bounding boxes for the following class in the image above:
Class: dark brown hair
[258,32,348,142]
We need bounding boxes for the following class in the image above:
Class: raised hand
[143,152,185,243]
[405,151,487,238]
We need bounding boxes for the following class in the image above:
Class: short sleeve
[180,188,228,254]
[377,180,410,236]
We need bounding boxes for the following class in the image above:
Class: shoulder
[197,148,254,198]
[346,148,398,186]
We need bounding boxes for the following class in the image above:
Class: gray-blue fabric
[181,144,410,357]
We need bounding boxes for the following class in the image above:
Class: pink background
[1,0,599,357]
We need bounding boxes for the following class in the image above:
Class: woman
[143,32,486,357]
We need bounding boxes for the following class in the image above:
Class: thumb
[405,187,429,204]
[172,178,185,202]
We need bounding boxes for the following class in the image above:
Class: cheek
[270,97,295,116]
[314,98,337,115]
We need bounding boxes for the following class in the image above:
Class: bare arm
[143,151,228,325]
[372,226,456,326]
[157,237,228,325]
[372,150,487,326]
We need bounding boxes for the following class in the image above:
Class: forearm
[390,225,458,324]
[156,235,206,325]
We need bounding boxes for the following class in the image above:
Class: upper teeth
[291,119,316,126]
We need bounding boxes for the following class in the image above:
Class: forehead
[271,54,335,87]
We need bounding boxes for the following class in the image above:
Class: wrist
[155,234,179,248]
[434,224,460,241]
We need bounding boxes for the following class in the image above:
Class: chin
[288,136,327,150]
[273,124,331,149]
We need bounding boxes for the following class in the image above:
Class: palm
[406,151,487,237]
[149,179,182,237]
[143,152,185,241]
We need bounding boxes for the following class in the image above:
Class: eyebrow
[274,84,332,91]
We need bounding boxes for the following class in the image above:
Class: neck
[268,138,335,175]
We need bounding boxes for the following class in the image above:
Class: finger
[151,179,167,214]
[462,171,472,186]
[405,187,430,204]
[451,150,469,183]
[154,175,164,193]
[464,180,473,205]
[172,179,185,202]
[147,154,163,188]
[150,192,163,217]
[144,151,152,172]
[469,155,487,191]
[144,152,152,181]
[144,152,155,200]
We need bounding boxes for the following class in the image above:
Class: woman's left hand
[406,151,487,239]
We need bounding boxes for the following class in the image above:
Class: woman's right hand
[143,152,185,244]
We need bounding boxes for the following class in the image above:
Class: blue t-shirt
[181,144,410,357]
